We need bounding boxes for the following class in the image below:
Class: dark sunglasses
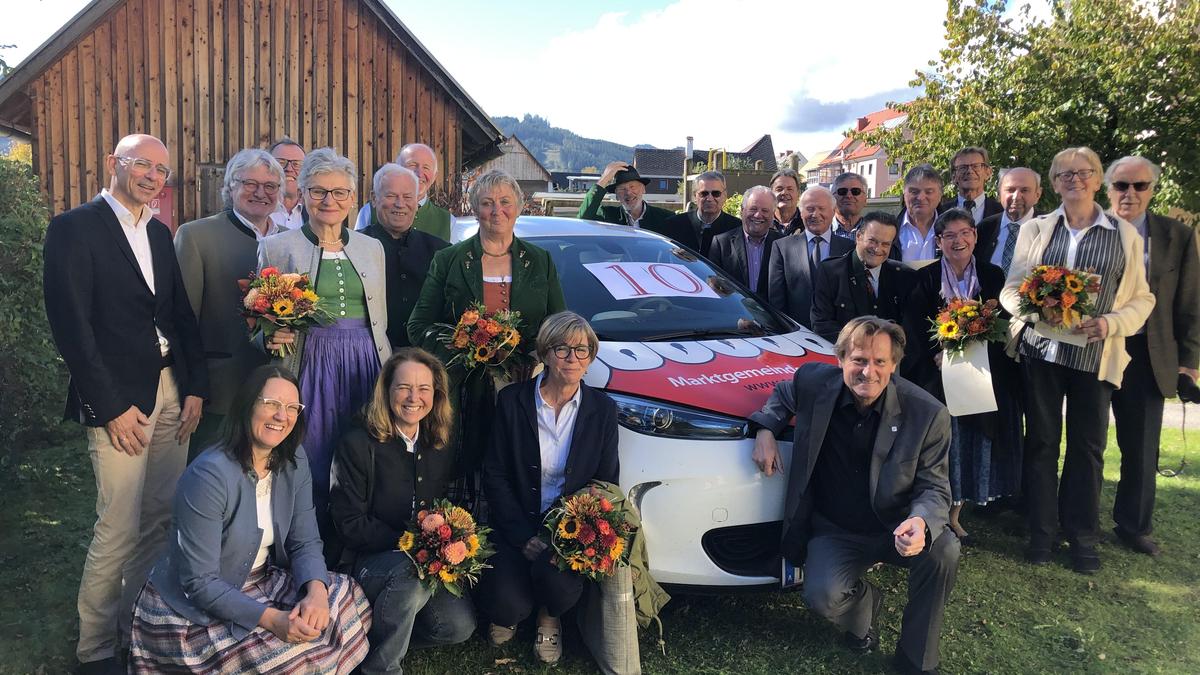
[1111,181,1152,193]
[835,187,864,196]
[697,190,723,198]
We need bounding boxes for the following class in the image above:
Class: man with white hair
[1105,155,1200,557]
[708,186,784,296]
[356,143,456,241]
[767,186,855,327]
[361,163,450,348]
[174,148,284,458]
[976,167,1042,274]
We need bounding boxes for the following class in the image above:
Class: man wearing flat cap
[578,160,673,232]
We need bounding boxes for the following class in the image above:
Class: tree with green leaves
[856,0,1200,212]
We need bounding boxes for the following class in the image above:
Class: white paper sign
[584,262,720,300]
[1032,321,1089,347]
[941,341,998,416]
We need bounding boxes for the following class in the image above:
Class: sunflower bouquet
[1017,264,1100,329]
[929,298,1009,355]
[436,301,527,377]
[239,267,332,355]
[397,499,494,596]
[543,485,634,580]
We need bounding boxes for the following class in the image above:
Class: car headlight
[608,392,747,440]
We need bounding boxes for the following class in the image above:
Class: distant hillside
[492,114,636,172]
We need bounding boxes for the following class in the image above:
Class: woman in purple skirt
[259,148,391,517]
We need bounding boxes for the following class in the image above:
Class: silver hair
[1104,156,1162,187]
[221,148,285,207]
[998,166,1042,186]
[904,163,943,187]
[831,171,868,190]
[299,147,357,192]
[800,185,836,207]
[741,184,773,204]
[372,163,419,203]
[469,170,524,213]
[695,169,726,185]
[397,142,439,172]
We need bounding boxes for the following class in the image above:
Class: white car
[455,216,838,589]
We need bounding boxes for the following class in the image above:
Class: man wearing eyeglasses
[174,148,284,461]
[269,137,307,230]
[831,172,870,238]
[1104,156,1200,558]
[43,133,209,673]
[976,167,1043,275]
[940,147,1003,225]
[658,169,741,257]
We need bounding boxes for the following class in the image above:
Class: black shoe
[843,584,882,654]
[1024,545,1052,565]
[1069,545,1101,574]
[76,657,122,675]
[1114,528,1161,557]
[892,650,939,675]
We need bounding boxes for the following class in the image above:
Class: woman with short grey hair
[468,170,524,214]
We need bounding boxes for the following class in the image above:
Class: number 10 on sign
[583,262,721,300]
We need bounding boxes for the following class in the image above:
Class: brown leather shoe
[534,616,562,664]
[488,623,516,647]
[1114,529,1161,557]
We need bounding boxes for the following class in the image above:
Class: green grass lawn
[3,428,1198,674]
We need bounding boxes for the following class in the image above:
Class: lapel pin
[891,426,898,432]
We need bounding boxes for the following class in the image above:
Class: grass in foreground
[2,428,1198,674]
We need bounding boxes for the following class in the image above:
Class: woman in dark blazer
[407,170,566,488]
[330,348,475,673]
[129,365,370,673]
[902,208,1022,543]
[477,312,618,665]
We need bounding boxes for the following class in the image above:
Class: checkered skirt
[129,565,372,673]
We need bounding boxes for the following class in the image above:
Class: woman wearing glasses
[999,146,1154,574]
[129,365,371,673]
[258,148,390,517]
[477,312,619,665]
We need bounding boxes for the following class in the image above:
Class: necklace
[481,247,511,258]
[319,238,343,248]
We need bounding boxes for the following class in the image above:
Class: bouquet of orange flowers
[930,298,1009,355]
[1017,264,1100,328]
[239,267,332,355]
[544,485,634,580]
[396,499,494,596]
[437,301,527,376]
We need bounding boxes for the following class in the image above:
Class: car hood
[583,328,838,419]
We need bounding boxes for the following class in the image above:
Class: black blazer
[43,195,208,426]
[651,211,741,258]
[483,378,620,549]
[1142,212,1200,396]
[810,250,917,343]
[976,211,1044,266]
[707,227,783,297]
[361,224,451,348]
[767,233,855,328]
[940,195,1003,224]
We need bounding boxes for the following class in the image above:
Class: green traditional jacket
[577,184,673,231]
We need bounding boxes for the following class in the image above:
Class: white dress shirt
[232,209,282,241]
[101,188,170,354]
[534,373,583,512]
[251,472,275,570]
[271,201,306,230]
[804,229,833,261]
[989,208,1035,269]
[898,212,938,262]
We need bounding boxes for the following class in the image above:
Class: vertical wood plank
[178,0,197,221]
[94,21,114,166]
[225,0,241,154]
[210,0,225,161]
[78,35,99,198]
[145,0,161,140]
[329,0,344,154]
[271,0,286,144]
[113,6,129,134]
[403,51,417,146]
[313,0,329,148]
[129,0,147,133]
[162,0,180,226]
[372,20,388,169]
[63,49,82,207]
[300,0,315,148]
[195,0,211,165]
[387,40,402,157]
[285,0,301,139]
[344,0,359,195]
[48,64,67,213]
[357,12,374,180]
[241,0,255,148]
[256,0,271,147]
[33,79,49,204]
[447,108,459,203]
[432,93,446,194]
[416,71,431,146]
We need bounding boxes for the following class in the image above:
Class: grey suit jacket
[175,211,270,416]
[257,227,391,375]
[750,362,952,564]
[1137,212,1200,396]
[767,232,855,327]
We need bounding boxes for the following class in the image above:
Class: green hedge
[0,158,69,445]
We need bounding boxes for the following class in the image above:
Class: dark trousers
[185,412,225,463]
[802,515,960,671]
[475,542,585,627]
[1111,335,1165,536]
[1023,358,1115,549]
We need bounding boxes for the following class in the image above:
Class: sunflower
[505,329,520,347]
[446,506,474,530]
[397,531,415,552]
[465,534,480,557]
[568,556,586,572]
[558,517,580,540]
[1064,275,1084,293]
[608,537,625,561]
[271,298,294,316]
[474,344,494,362]
[438,569,459,584]
[937,321,960,339]
[301,289,319,303]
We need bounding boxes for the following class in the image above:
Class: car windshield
[526,234,793,342]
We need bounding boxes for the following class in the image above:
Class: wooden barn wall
[482,140,551,182]
[30,0,464,225]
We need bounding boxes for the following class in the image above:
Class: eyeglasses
[953,162,990,175]
[307,187,353,202]
[116,156,172,180]
[1111,181,1152,192]
[835,187,865,196]
[1054,169,1096,182]
[697,190,723,198]
[551,344,593,360]
[235,179,281,195]
[275,158,303,170]
[257,397,305,417]
[937,230,976,242]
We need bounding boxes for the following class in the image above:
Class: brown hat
[605,166,652,193]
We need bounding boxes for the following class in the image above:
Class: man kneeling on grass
[749,316,959,675]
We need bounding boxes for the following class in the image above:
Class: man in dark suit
[708,186,783,296]
[750,316,958,675]
[975,167,1042,273]
[1105,156,1200,557]
[767,186,855,327]
[578,161,673,233]
[939,147,1002,225]
[43,133,208,673]
[361,163,450,348]
[811,212,917,342]
[657,169,741,257]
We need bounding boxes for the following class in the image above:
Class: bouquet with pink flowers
[238,266,332,355]
[396,499,494,596]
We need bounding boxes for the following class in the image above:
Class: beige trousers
[76,369,187,662]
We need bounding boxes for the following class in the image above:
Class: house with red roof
[815,106,908,197]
